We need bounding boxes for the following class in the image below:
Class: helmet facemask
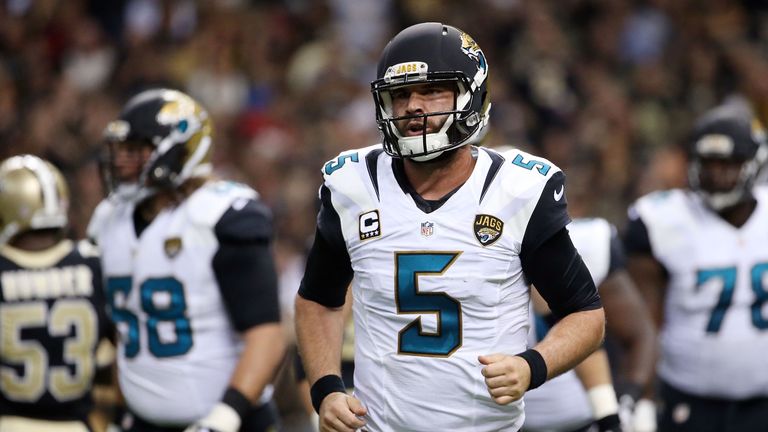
[689,155,762,211]
[373,75,488,162]
[687,124,768,211]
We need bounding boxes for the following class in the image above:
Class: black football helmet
[688,104,768,210]
[102,88,213,200]
[371,22,491,161]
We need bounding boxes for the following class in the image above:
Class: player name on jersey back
[1,265,93,301]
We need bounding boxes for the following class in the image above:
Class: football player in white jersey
[294,23,606,432]
[87,89,285,432]
[524,218,656,432]
[0,155,111,432]
[625,105,768,432]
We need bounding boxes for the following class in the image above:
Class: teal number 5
[395,252,462,356]
[510,154,551,176]
[324,153,359,175]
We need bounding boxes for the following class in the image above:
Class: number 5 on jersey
[395,252,462,357]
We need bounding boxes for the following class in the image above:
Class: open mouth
[405,120,428,136]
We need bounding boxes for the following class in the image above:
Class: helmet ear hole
[147,144,187,188]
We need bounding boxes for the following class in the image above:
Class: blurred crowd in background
[2,0,768,312]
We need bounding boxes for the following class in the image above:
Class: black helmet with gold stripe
[102,88,213,200]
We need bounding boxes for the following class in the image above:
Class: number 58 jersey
[89,181,274,425]
[314,145,570,431]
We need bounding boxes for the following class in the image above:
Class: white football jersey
[523,218,615,431]
[320,145,568,431]
[631,186,768,398]
[89,181,267,424]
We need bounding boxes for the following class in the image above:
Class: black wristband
[596,413,622,432]
[310,374,346,414]
[516,349,548,390]
[222,387,252,419]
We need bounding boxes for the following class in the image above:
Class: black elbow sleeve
[298,229,353,308]
[521,228,602,318]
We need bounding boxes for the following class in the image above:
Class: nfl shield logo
[421,221,434,237]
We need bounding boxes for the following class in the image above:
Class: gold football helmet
[0,155,69,244]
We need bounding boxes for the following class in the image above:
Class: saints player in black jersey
[0,154,111,432]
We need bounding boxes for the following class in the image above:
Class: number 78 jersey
[320,145,569,431]
[630,186,768,399]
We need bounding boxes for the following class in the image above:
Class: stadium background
[2,0,767,246]
[2,0,768,429]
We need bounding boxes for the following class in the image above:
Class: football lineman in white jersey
[295,22,606,432]
[625,105,768,432]
[87,89,285,432]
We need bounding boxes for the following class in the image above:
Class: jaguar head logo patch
[474,214,503,246]
[164,237,183,258]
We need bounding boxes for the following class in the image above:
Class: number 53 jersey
[0,240,108,422]
[628,186,768,399]
[88,181,274,425]
[315,145,569,431]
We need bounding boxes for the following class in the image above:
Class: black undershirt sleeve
[213,199,280,332]
[607,225,627,275]
[623,213,653,256]
[297,185,353,308]
[521,227,602,318]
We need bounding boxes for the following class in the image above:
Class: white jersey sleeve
[86,198,118,245]
[568,217,615,286]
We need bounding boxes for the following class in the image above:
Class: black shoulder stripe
[318,185,347,251]
[479,148,505,204]
[365,148,385,201]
